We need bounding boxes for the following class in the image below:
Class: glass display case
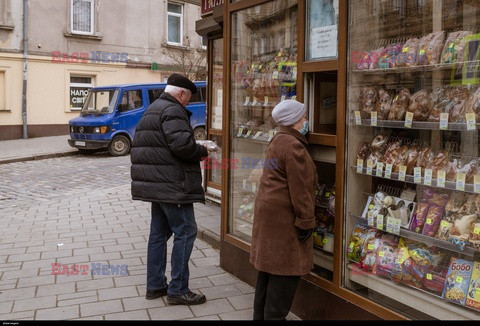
[345,0,480,319]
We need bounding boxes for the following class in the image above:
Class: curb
[197,227,221,250]
[0,151,80,165]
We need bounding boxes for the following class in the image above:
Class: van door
[114,89,145,140]
[188,86,206,140]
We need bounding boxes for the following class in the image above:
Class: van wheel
[108,135,130,156]
[194,127,206,141]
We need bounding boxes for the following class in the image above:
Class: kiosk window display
[345,0,480,319]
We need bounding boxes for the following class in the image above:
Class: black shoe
[145,285,168,300]
[166,291,206,305]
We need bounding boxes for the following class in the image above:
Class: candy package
[373,236,399,278]
[422,205,445,237]
[347,224,369,263]
[409,202,431,233]
[466,262,480,311]
[359,229,382,272]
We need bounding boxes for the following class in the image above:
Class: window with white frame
[71,0,94,35]
[167,2,183,45]
[70,76,93,110]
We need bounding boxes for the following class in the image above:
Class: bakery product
[388,89,411,120]
[407,89,433,121]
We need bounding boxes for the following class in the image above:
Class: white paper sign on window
[310,25,338,59]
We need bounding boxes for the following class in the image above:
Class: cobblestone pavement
[0,154,263,320]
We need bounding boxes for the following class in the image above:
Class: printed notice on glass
[366,159,373,175]
[354,111,361,125]
[440,113,449,130]
[475,175,480,193]
[357,159,364,173]
[414,167,422,184]
[405,112,413,128]
[466,113,476,131]
[370,111,377,126]
[424,168,433,186]
[385,163,393,179]
[310,25,338,59]
[376,162,384,177]
[398,165,407,181]
[437,170,446,188]
[456,172,466,191]
[376,214,384,230]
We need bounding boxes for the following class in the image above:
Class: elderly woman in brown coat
[250,100,317,320]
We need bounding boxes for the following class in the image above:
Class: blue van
[68,81,207,156]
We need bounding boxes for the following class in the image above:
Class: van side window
[189,86,205,103]
[148,88,164,104]
[119,90,143,112]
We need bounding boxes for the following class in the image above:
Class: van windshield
[81,90,119,115]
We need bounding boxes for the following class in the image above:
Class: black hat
[167,73,197,94]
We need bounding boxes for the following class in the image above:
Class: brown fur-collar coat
[249,126,317,276]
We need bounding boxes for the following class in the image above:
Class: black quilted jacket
[130,92,208,204]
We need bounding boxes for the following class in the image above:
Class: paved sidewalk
[0,135,221,248]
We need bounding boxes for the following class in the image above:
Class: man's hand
[297,228,314,243]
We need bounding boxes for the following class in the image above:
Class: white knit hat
[271,100,306,126]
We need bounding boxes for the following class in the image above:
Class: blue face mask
[298,121,309,136]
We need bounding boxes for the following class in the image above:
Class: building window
[167,2,183,45]
[71,0,94,35]
[70,76,93,110]
[0,71,5,110]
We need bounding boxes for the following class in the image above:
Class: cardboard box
[442,257,474,306]
[466,261,480,310]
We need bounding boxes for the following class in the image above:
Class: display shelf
[347,264,480,320]
[234,132,275,144]
[350,214,478,259]
[313,248,334,271]
[350,61,480,75]
[352,166,479,195]
[351,119,479,131]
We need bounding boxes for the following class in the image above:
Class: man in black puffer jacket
[130,73,209,306]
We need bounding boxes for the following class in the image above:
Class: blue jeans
[147,202,197,296]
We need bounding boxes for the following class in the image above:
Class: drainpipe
[22,0,28,139]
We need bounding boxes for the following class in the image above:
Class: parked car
[68,81,207,156]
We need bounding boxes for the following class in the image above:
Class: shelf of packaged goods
[350,62,479,75]
[350,118,479,131]
[350,214,478,259]
[313,248,334,271]
[352,166,479,195]
[346,263,480,320]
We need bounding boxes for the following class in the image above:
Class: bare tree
[161,40,207,81]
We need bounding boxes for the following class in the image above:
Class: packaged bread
[450,214,477,240]
[447,86,471,122]
[426,150,450,179]
[436,218,453,240]
[370,132,389,153]
[366,151,383,169]
[416,147,433,174]
[446,158,458,182]
[405,145,420,175]
[459,194,478,215]
[468,219,480,249]
[465,87,480,120]
[382,141,401,165]
[422,205,445,237]
[445,192,467,215]
[356,142,371,161]
[392,146,409,173]
[417,31,445,65]
[388,89,411,120]
[457,159,479,184]
[359,86,379,119]
[428,87,448,122]
[407,89,433,121]
[441,31,473,64]
[375,88,393,120]
[396,38,420,67]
